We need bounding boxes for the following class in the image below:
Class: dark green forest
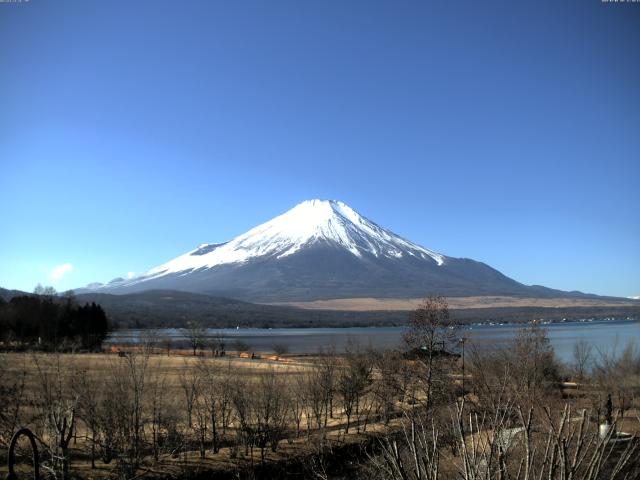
[0,288,109,350]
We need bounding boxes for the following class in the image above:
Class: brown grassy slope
[271,295,640,311]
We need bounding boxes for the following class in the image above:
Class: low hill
[3,287,638,329]
[75,289,640,329]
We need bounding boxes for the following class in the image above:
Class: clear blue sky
[1,0,638,297]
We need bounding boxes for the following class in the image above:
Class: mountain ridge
[78,200,615,302]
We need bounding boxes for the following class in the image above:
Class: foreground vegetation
[1,297,640,479]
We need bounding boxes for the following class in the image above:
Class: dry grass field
[273,295,640,311]
[0,349,411,479]
[2,320,640,480]
[2,350,313,393]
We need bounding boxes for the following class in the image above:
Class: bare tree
[192,376,209,459]
[337,345,372,433]
[108,349,150,475]
[231,369,290,462]
[178,362,211,458]
[33,353,79,480]
[403,296,458,411]
[468,345,518,421]
[374,398,640,480]
[197,358,226,454]
[290,370,308,438]
[255,367,290,459]
[94,382,120,465]
[218,362,235,437]
[373,349,406,424]
[0,354,28,449]
[208,331,226,357]
[184,321,207,356]
[148,367,168,461]
[573,339,593,382]
[272,343,289,356]
[75,364,102,469]
[161,336,174,356]
[593,339,640,422]
[303,368,326,431]
[511,325,560,405]
[230,377,255,458]
[34,284,57,297]
[373,413,440,480]
[317,350,337,425]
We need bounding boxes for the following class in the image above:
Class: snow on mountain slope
[80,199,609,302]
[122,199,445,286]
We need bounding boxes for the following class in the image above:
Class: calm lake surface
[107,319,640,363]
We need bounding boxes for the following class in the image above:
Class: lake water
[107,319,640,364]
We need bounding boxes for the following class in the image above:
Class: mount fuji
[82,200,585,302]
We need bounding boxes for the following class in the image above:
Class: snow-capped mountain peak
[156,199,443,271]
[111,200,445,289]
[79,200,615,303]
[81,200,573,302]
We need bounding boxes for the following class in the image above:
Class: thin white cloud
[127,271,136,279]
[50,263,73,281]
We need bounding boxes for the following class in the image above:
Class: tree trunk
[91,431,96,469]
[211,412,219,453]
